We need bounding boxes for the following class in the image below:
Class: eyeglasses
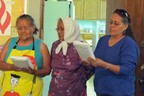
[56,27,64,31]
[109,20,123,27]
[16,26,31,32]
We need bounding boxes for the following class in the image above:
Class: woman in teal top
[0,14,51,96]
[5,37,43,69]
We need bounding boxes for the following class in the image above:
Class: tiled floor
[87,75,96,96]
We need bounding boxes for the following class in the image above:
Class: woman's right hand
[81,58,90,66]
[87,57,102,67]
[10,64,22,71]
[11,64,36,75]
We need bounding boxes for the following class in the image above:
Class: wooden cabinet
[84,0,98,20]
[81,33,93,46]
[74,0,84,19]
[81,33,93,40]
[74,0,106,20]
[99,33,105,38]
[97,0,106,20]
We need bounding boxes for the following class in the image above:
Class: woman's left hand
[20,67,36,75]
[88,57,104,67]
[81,58,90,66]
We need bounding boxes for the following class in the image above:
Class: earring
[123,31,126,34]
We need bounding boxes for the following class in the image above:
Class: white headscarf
[55,17,84,55]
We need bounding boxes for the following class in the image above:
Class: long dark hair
[113,9,135,40]
[16,14,39,34]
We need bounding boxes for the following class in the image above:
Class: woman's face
[56,19,64,41]
[16,19,34,41]
[109,13,128,37]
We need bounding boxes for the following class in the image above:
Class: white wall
[26,0,40,30]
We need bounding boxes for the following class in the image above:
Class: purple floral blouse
[48,40,94,96]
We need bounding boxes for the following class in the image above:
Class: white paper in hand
[10,56,34,69]
[73,41,95,59]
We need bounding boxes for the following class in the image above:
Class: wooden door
[121,0,144,96]
[107,0,144,96]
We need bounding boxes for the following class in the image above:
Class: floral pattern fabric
[48,40,94,96]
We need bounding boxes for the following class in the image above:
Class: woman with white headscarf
[48,17,94,96]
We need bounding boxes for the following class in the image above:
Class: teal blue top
[5,37,43,69]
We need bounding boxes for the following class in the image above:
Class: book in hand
[10,56,34,69]
[73,41,95,59]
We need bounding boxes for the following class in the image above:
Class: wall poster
[0,0,25,47]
